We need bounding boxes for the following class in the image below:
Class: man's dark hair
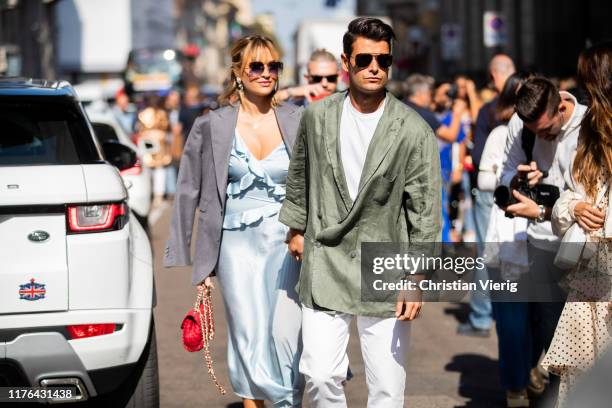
[342,17,396,56]
[515,77,561,123]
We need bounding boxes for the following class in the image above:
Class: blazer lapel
[210,104,239,200]
[356,94,402,193]
[274,102,299,156]
[323,93,353,212]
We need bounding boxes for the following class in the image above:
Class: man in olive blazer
[279,17,442,406]
[280,90,443,316]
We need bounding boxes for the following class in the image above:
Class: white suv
[0,79,158,407]
[86,105,153,229]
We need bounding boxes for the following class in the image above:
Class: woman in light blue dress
[205,36,302,407]
[217,130,302,406]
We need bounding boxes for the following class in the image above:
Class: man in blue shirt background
[404,74,466,242]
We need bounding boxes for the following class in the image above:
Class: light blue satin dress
[216,129,303,406]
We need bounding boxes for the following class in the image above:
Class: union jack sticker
[19,278,46,301]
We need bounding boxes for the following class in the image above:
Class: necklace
[241,109,274,130]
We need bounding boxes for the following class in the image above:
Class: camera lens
[494,185,512,207]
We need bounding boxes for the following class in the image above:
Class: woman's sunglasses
[310,74,339,83]
[246,61,284,78]
[353,53,393,69]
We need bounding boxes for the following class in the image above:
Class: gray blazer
[163,102,303,285]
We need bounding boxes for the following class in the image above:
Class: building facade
[357,0,612,83]
[0,0,58,78]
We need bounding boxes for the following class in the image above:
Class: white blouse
[477,124,509,192]
[552,152,612,238]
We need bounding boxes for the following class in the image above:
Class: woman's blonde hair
[218,35,281,106]
[573,41,612,199]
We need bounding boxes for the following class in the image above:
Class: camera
[494,171,560,213]
[446,84,458,100]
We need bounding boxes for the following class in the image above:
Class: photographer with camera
[405,75,467,144]
[497,77,587,402]
[499,78,586,240]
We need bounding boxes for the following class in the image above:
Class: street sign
[483,11,507,48]
[441,23,462,61]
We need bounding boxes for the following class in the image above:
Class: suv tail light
[67,203,127,233]
[120,159,142,176]
[67,324,116,340]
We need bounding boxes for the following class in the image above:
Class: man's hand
[574,202,605,232]
[516,161,544,187]
[288,83,328,102]
[505,190,541,219]
[278,84,328,102]
[304,84,331,102]
[285,228,304,261]
[395,288,423,321]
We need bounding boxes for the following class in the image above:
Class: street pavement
[150,201,505,408]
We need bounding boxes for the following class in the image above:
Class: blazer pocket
[372,175,396,204]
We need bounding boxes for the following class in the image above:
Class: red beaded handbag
[181,285,226,394]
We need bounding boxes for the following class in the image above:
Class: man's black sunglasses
[310,74,339,83]
[247,61,284,77]
[353,53,393,69]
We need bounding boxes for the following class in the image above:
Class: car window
[0,97,101,166]
[92,123,119,144]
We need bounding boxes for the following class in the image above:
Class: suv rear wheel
[102,319,159,408]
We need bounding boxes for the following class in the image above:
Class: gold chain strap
[195,285,227,395]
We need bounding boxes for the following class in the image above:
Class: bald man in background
[276,49,340,106]
[457,54,516,337]
[471,54,516,170]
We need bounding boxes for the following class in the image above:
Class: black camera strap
[521,127,536,163]
[521,127,550,178]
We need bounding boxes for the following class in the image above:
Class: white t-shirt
[339,95,386,201]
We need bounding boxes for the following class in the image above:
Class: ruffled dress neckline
[222,130,288,230]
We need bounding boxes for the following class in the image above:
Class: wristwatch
[536,205,546,222]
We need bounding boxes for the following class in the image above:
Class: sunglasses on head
[247,61,283,78]
[353,53,393,69]
[310,74,339,83]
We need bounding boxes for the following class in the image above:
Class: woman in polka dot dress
[542,41,612,407]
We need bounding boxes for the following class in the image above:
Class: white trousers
[300,306,411,407]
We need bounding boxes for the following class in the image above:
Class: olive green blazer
[279,91,442,317]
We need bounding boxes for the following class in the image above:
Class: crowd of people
[110,15,612,408]
[110,84,218,206]
[393,45,611,408]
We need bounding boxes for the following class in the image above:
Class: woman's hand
[574,202,605,232]
[199,277,214,290]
